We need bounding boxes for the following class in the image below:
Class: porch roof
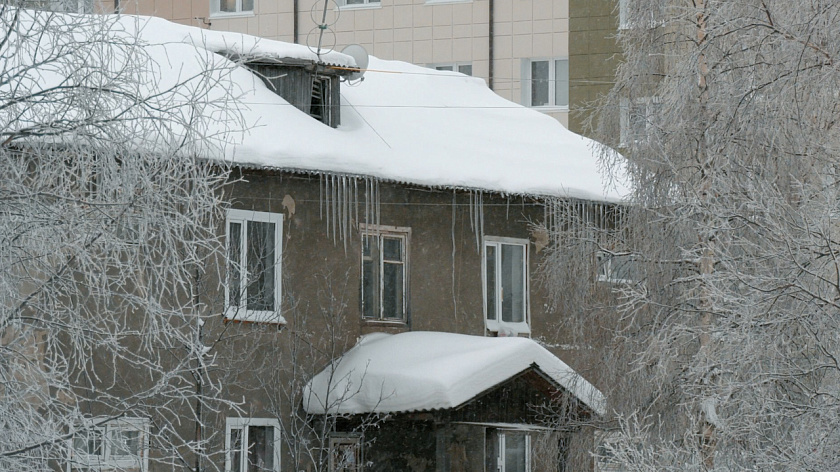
[302,331,605,416]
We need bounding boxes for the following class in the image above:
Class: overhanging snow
[302,331,606,416]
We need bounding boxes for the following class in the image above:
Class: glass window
[226,210,283,322]
[361,228,408,322]
[330,435,362,472]
[526,58,569,107]
[211,0,254,15]
[226,418,280,472]
[484,238,528,334]
[69,418,149,471]
[430,63,473,76]
[495,431,530,472]
[339,0,380,5]
[597,252,637,283]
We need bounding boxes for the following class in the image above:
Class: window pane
[74,430,103,456]
[382,262,403,319]
[362,236,379,318]
[229,222,242,307]
[248,426,274,472]
[345,0,364,4]
[458,64,473,76]
[435,65,454,71]
[485,245,497,321]
[333,440,360,471]
[504,433,527,472]
[220,0,236,12]
[242,0,253,11]
[554,59,569,107]
[383,237,402,261]
[231,428,243,472]
[110,429,140,457]
[611,254,634,282]
[530,61,549,106]
[247,221,275,311]
[501,244,524,323]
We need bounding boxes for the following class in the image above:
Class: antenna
[341,44,369,82]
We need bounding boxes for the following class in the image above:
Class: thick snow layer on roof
[302,332,605,416]
[13,11,625,201]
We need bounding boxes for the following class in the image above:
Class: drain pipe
[488,0,494,90]
[294,0,300,43]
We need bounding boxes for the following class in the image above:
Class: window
[68,418,149,472]
[597,252,636,284]
[337,0,380,6]
[484,237,529,335]
[226,209,283,323]
[211,0,254,15]
[225,418,281,472]
[522,59,569,108]
[430,63,473,76]
[361,226,409,322]
[497,431,531,472]
[24,0,92,12]
[620,97,660,145]
[329,435,362,472]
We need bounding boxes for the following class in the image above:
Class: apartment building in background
[77,0,619,133]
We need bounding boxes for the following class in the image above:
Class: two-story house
[49,14,627,472]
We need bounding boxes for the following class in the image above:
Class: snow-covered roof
[11,10,626,201]
[302,332,606,416]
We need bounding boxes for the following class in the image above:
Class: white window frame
[210,0,255,17]
[483,236,530,335]
[429,63,473,76]
[521,58,569,109]
[225,417,281,472]
[597,251,636,284]
[67,417,150,472]
[225,209,283,323]
[497,430,532,472]
[360,224,410,323]
[329,434,363,472]
[335,0,381,9]
[619,97,659,146]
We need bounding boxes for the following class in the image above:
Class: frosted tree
[547,0,840,470]
[0,5,242,471]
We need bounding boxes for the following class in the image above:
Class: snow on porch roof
[302,332,606,416]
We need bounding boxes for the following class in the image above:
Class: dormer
[237,57,352,128]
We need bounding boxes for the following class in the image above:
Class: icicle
[319,174,324,221]
[375,180,381,230]
[324,174,330,235]
[332,174,338,244]
[451,190,457,322]
[353,178,358,231]
[468,191,474,232]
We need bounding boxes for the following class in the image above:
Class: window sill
[224,308,287,325]
[363,318,407,326]
[336,3,381,10]
[530,105,569,113]
[209,11,255,19]
[485,320,530,336]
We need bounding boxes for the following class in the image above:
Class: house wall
[182,170,608,471]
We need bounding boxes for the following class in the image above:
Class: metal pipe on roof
[294,0,299,43]
[488,0,494,90]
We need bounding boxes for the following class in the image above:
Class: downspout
[294,0,300,43]
[114,0,119,12]
[488,0,494,89]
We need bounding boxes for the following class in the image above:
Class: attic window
[310,76,332,125]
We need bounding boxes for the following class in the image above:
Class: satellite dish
[341,44,369,81]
